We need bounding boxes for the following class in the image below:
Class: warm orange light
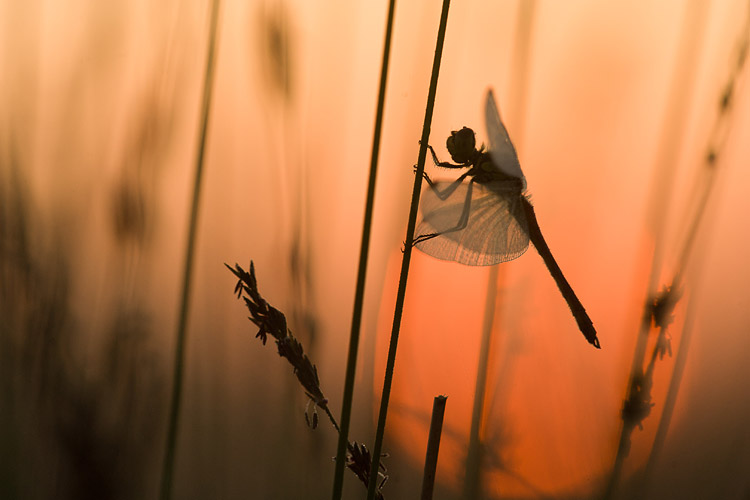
[374,227,686,496]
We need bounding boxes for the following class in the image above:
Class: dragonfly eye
[447,127,476,164]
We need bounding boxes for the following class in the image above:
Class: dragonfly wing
[485,89,526,189]
[416,181,530,266]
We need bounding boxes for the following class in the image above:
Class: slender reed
[463,271,498,499]
[642,4,750,492]
[367,1,452,498]
[599,3,706,497]
[464,3,536,496]
[331,1,397,498]
[160,2,221,498]
[603,3,748,498]
[226,262,386,499]
[420,396,448,500]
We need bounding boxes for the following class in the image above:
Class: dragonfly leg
[422,170,471,201]
[414,179,474,246]
[427,144,468,169]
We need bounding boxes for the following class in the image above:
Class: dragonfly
[414,89,600,348]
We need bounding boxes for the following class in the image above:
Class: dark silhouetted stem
[366,1,452,498]
[465,4,537,496]
[463,270,496,499]
[603,2,743,496]
[521,197,600,348]
[420,396,447,500]
[331,1,397,498]
[641,3,750,494]
[160,2,221,499]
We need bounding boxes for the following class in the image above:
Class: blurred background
[1,0,749,498]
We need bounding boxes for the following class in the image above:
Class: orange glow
[375,240,694,496]
[3,1,750,499]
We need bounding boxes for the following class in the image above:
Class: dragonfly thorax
[446,127,481,165]
[468,155,520,188]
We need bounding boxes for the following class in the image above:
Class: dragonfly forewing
[485,90,526,189]
[416,181,530,266]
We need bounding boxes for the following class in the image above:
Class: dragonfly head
[447,127,477,164]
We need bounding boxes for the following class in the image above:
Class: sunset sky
[2,1,749,498]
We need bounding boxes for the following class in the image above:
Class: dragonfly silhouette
[414,89,600,348]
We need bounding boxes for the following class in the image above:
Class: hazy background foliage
[1,0,749,499]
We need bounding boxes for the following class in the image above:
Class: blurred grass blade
[160,1,222,499]
[331,0,397,498]
[367,0,452,498]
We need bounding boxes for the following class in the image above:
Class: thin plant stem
[367,1,452,498]
[227,261,382,497]
[603,2,748,497]
[420,396,448,500]
[642,3,750,492]
[324,405,341,433]
[331,1,397,498]
[600,3,707,497]
[463,269,498,499]
[640,301,696,489]
[159,2,221,499]
[464,5,536,495]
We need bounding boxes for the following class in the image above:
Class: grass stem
[641,4,750,493]
[600,3,706,496]
[366,1,452,498]
[462,268,498,499]
[420,396,448,500]
[464,6,536,494]
[159,2,221,499]
[603,3,748,497]
[331,1,397,498]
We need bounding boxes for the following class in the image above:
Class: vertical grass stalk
[160,1,221,499]
[600,3,706,497]
[464,3,536,495]
[420,396,448,500]
[331,1,397,499]
[462,271,497,499]
[642,4,750,491]
[604,2,747,497]
[366,1,452,498]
